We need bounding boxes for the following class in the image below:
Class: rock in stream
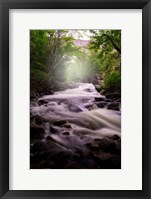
[30,83,121,169]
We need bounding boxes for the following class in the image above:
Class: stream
[30,83,121,169]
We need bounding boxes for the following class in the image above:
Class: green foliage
[30,69,52,92]
[88,30,121,92]
[103,71,121,91]
[30,29,121,94]
[89,30,121,73]
[90,30,121,54]
[30,30,48,70]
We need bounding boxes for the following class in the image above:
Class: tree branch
[103,33,121,54]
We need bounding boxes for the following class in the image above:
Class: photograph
[30,29,121,169]
[1,0,150,197]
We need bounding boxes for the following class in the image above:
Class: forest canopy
[30,29,121,95]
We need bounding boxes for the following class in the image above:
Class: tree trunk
[52,30,61,71]
[47,30,61,76]
[103,33,121,54]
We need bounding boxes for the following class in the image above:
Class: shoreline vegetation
[30,30,121,169]
[30,30,121,98]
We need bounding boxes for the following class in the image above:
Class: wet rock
[95,97,105,102]
[80,158,98,169]
[44,139,70,154]
[31,115,47,125]
[49,125,60,134]
[53,120,67,126]
[94,138,114,151]
[116,99,121,103]
[84,88,92,92]
[64,161,82,169]
[46,135,55,141]
[94,138,102,142]
[105,99,112,103]
[68,104,82,112]
[86,142,100,151]
[50,151,73,169]
[84,103,94,109]
[105,93,121,100]
[31,141,46,153]
[31,140,71,168]
[92,151,113,161]
[30,101,37,107]
[48,102,57,106]
[75,148,83,156]
[95,85,102,92]
[30,83,121,169]
[96,138,120,155]
[107,102,120,111]
[62,123,71,128]
[58,100,65,105]
[30,125,45,140]
[92,104,98,110]
[111,134,120,140]
[62,132,70,136]
[30,150,48,166]
[38,99,49,106]
[34,116,44,125]
[101,155,121,169]
[95,102,107,108]
[37,160,55,169]
[64,157,98,169]
[45,90,54,95]
[114,139,121,154]
[75,148,90,158]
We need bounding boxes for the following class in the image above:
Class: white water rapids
[30,83,121,169]
[31,83,121,138]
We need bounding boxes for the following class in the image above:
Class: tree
[89,30,121,92]
[30,30,48,70]
[90,30,121,55]
[30,29,84,92]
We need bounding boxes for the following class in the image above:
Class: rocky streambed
[30,83,121,169]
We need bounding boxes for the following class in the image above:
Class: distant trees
[30,30,81,92]
[46,30,76,76]
[90,30,121,54]
[30,29,121,94]
[89,30,121,92]
[30,30,49,93]
[30,30,48,71]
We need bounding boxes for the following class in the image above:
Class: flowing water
[30,83,121,169]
